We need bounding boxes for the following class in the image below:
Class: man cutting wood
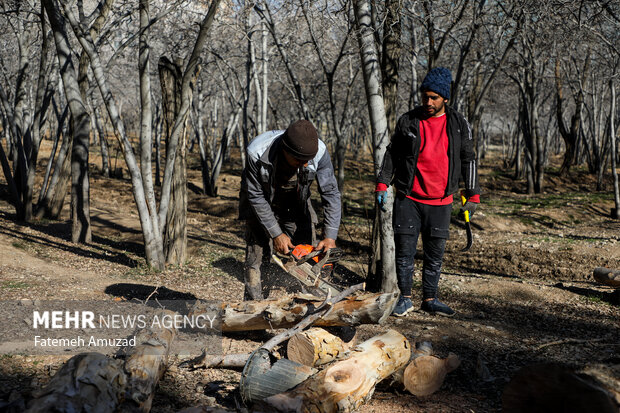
[239,120,341,300]
[375,67,481,317]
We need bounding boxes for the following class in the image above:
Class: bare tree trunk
[93,105,110,177]
[353,0,397,293]
[24,6,54,222]
[158,56,188,266]
[37,112,72,219]
[260,21,269,131]
[154,103,162,186]
[555,57,588,176]
[165,122,188,265]
[209,108,240,195]
[408,15,419,110]
[139,0,165,267]
[194,77,210,195]
[610,81,620,219]
[44,0,92,243]
[157,0,222,235]
[242,8,255,156]
[382,0,401,135]
[59,0,166,269]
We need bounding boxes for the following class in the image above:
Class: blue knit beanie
[420,67,452,99]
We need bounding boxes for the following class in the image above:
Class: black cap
[281,120,319,161]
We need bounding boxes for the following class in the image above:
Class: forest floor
[0,142,618,412]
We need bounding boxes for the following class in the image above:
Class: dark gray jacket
[239,130,341,240]
[377,105,481,199]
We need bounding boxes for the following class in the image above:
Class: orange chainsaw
[272,245,344,297]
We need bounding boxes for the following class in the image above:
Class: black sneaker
[392,296,414,317]
[421,298,455,316]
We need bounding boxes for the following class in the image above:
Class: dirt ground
[0,143,619,412]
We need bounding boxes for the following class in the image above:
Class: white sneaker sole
[392,307,414,317]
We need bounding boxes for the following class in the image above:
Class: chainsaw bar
[272,247,344,297]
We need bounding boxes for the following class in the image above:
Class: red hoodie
[376,113,480,205]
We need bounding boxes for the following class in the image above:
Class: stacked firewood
[21,289,462,413]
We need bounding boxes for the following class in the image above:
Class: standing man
[239,120,341,300]
[375,67,480,316]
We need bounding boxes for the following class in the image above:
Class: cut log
[593,267,620,287]
[402,353,460,397]
[25,310,176,413]
[287,327,355,367]
[390,341,433,387]
[239,284,361,404]
[185,286,364,372]
[190,292,398,332]
[263,329,411,413]
[503,363,620,413]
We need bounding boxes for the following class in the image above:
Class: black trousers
[393,194,451,300]
[244,215,314,300]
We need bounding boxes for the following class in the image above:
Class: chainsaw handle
[460,195,470,223]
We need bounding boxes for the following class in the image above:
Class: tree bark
[353,0,397,293]
[609,80,620,219]
[381,0,401,135]
[158,56,188,266]
[264,330,411,413]
[44,0,92,243]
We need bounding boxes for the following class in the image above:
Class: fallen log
[184,286,364,372]
[25,310,176,413]
[263,329,411,413]
[239,284,362,404]
[593,267,620,287]
[190,291,398,332]
[287,327,355,367]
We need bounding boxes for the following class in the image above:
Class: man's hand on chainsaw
[316,237,336,252]
[273,233,295,255]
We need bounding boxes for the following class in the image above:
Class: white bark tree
[353,0,397,293]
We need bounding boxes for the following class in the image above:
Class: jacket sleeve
[244,154,282,238]
[459,115,481,199]
[315,149,341,240]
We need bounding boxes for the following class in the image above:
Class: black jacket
[377,105,481,200]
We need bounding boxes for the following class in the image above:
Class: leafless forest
[0,1,619,412]
[0,0,618,269]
